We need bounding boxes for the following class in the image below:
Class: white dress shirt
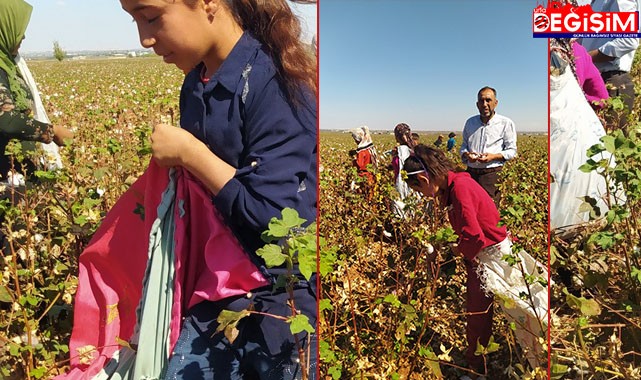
[579,0,640,73]
[460,113,517,169]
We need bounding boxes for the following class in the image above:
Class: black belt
[467,166,502,174]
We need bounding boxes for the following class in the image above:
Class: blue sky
[20,0,317,52]
[319,0,548,132]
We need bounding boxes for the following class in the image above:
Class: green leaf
[19,294,39,307]
[74,215,88,226]
[319,246,337,276]
[550,363,569,379]
[418,345,442,378]
[0,285,12,303]
[94,167,108,180]
[319,340,335,362]
[31,367,47,379]
[586,142,606,157]
[579,299,601,316]
[33,170,57,181]
[319,298,333,312]
[9,342,20,356]
[256,244,287,267]
[215,309,251,344]
[501,253,520,266]
[298,245,317,281]
[631,266,641,284]
[263,208,307,241]
[475,335,500,355]
[288,314,315,334]
[496,293,516,309]
[383,294,401,308]
[485,337,500,353]
[281,208,306,228]
[601,135,616,153]
[55,263,69,273]
[566,292,602,316]
[588,231,619,249]
[578,160,597,173]
[578,316,589,327]
[550,245,558,266]
[610,96,625,111]
[328,365,342,379]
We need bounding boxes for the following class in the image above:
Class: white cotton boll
[7,172,25,187]
[21,332,40,347]
[17,248,26,261]
[426,243,434,254]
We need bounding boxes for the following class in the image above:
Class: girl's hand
[150,123,195,167]
[449,242,461,256]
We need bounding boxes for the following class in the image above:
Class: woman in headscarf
[551,34,609,111]
[390,122,417,218]
[350,125,378,200]
[0,0,72,186]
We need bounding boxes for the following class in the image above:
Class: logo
[534,13,550,31]
[532,1,640,38]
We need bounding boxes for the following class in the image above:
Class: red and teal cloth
[57,160,269,379]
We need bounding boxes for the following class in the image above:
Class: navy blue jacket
[179,32,317,275]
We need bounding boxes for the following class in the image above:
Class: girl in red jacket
[403,144,548,378]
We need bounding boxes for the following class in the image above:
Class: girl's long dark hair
[225,0,317,104]
[403,144,453,187]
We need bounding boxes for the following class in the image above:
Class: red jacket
[445,171,507,260]
[354,148,374,182]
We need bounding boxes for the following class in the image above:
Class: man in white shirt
[460,86,517,207]
[579,0,640,129]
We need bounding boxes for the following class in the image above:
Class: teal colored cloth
[94,168,177,380]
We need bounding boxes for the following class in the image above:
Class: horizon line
[320,128,548,134]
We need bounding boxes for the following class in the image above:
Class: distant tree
[53,41,66,62]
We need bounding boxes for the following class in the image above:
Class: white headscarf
[350,125,372,149]
[350,125,378,168]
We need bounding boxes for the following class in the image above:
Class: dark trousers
[466,167,501,207]
[464,259,494,372]
[602,71,636,130]
[164,280,317,380]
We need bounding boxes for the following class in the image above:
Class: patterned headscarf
[550,38,577,80]
[394,122,416,149]
[549,1,580,77]
[350,125,370,146]
[350,125,378,168]
[0,0,33,111]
